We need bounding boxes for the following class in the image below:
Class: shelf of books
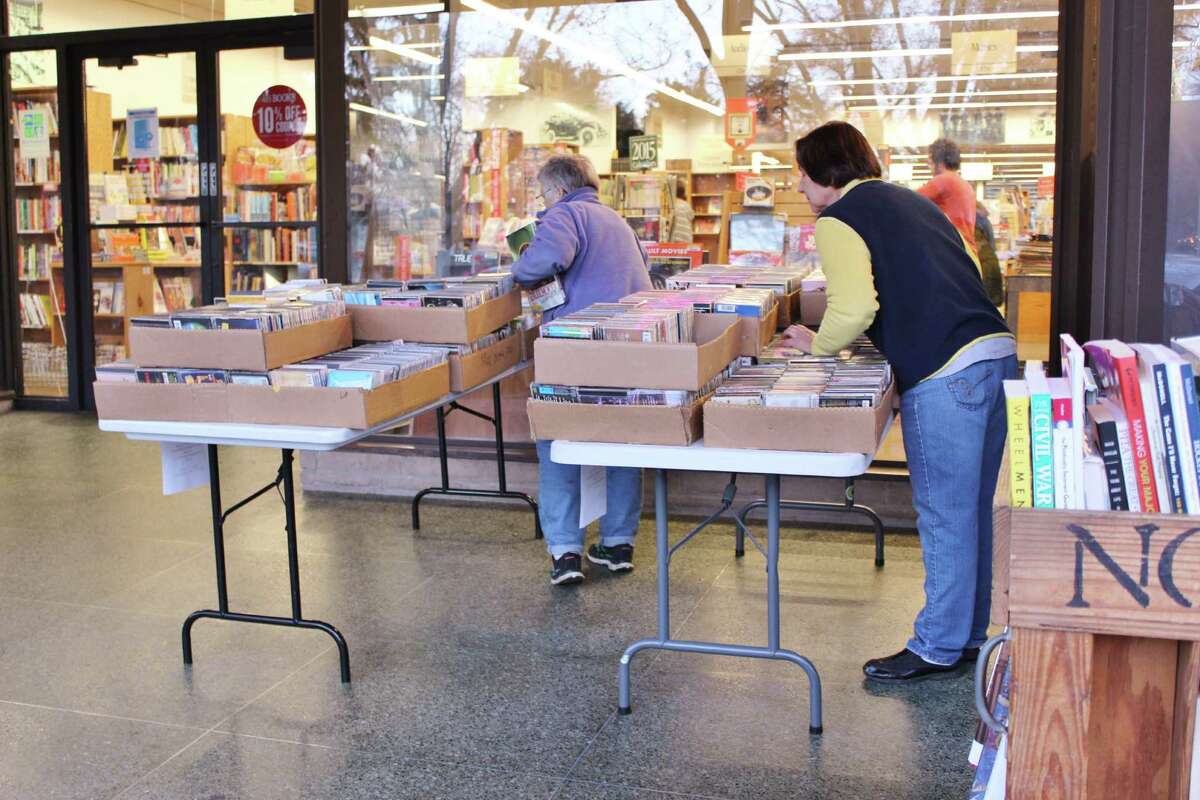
[979,334,1200,798]
[12,86,67,397]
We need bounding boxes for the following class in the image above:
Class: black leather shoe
[863,648,962,683]
[960,647,981,664]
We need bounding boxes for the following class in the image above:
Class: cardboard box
[129,315,353,371]
[735,303,779,358]
[526,397,703,446]
[449,334,522,393]
[702,385,895,453]
[520,326,539,362]
[775,289,803,330]
[94,362,450,429]
[534,314,739,391]
[348,290,521,344]
[799,289,827,326]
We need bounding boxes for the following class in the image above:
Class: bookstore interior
[3,0,1200,796]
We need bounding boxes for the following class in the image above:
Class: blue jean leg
[535,440,644,558]
[902,356,1014,665]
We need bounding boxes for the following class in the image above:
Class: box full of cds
[129,307,352,372]
[448,330,523,392]
[702,339,895,453]
[94,342,452,429]
[534,313,739,392]
[347,280,521,344]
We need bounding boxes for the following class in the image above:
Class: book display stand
[985,498,1200,798]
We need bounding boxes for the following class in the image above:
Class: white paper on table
[579,464,607,528]
[983,735,1007,800]
[161,442,209,496]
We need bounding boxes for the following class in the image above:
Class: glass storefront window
[8,0,308,36]
[1165,4,1200,342]
[345,0,1058,360]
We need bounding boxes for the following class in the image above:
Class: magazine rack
[988,497,1200,799]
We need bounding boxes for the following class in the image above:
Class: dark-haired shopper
[783,121,1017,683]
[919,137,978,256]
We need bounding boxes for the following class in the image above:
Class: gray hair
[928,138,961,170]
[537,155,600,196]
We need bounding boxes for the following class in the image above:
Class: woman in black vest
[783,121,1017,683]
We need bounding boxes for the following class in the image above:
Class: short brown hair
[793,121,882,189]
[929,138,961,170]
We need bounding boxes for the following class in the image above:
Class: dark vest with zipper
[820,180,1011,393]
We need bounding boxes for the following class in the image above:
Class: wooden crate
[993,500,1200,798]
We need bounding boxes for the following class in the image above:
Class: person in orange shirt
[918,138,977,255]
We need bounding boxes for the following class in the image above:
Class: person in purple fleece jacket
[513,154,652,587]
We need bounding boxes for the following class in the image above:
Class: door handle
[209,161,218,199]
[199,162,209,198]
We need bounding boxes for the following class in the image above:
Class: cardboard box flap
[534,314,739,391]
[348,290,521,344]
[130,315,352,371]
[526,398,702,446]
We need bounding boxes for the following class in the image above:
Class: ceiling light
[371,74,445,82]
[811,71,1057,87]
[890,152,1055,160]
[349,101,428,127]
[1176,4,1200,9]
[844,88,1056,102]
[348,3,444,17]
[745,9,1058,33]
[367,36,441,64]
[781,44,1057,62]
[856,100,1056,110]
[460,0,724,117]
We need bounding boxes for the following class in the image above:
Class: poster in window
[126,108,160,159]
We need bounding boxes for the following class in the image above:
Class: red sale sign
[252,85,307,149]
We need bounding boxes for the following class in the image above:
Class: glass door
[216,44,317,295]
[81,51,203,370]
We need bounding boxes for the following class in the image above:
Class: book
[1131,344,1179,513]
[1085,340,1160,513]
[1024,361,1056,509]
[1060,334,1088,505]
[1048,377,1077,510]
[1155,345,1200,513]
[1089,399,1132,511]
[1003,380,1033,508]
[1152,345,1200,514]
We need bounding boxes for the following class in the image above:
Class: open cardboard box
[129,315,352,372]
[94,362,450,429]
[526,397,703,446]
[348,290,521,344]
[735,303,780,358]
[799,289,827,326]
[702,384,895,453]
[775,289,803,330]
[534,314,740,391]
[449,334,522,393]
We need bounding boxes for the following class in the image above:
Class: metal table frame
[411,366,541,538]
[551,425,890,735]
[99,368,537,684]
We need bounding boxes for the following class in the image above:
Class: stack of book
[1004,334,1200,512]
[18,293,55,328]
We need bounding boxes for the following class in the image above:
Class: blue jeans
[535,440,644,558]
[901,355,1017,665]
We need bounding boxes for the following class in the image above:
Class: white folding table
[99,362,534,684]
[551,422,891,735]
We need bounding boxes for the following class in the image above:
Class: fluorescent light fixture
[855,100,1056,111]
[349,101,428,127]
[368,36,441,65]
[350,42,441,51]
[371,73,445,82]
[810,71,1056,87]
[348,3,443,17]
[431,95,446,100]
[744,9,1057,33]
[844,88,1056,102]
[781,44,1057,62]
[1175,40,1196,47]
[890,152,1055,160]
[460,0,724,117]
[1177,4,1200,9]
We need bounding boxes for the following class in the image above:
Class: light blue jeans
[901,355,1017,665]
[535,439,643,558]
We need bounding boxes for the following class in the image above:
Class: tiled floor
[0,411,979,799]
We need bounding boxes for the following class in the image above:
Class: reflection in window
[1166,5,1200,341]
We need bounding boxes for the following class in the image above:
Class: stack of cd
[269,341,449,389]
[540,302,694,343]
[665,265,810,297]
[627,286,777,319]
[134,299,345,331]
[530,385,698,407]
[712,339,892,408]
[345,272,515,307]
